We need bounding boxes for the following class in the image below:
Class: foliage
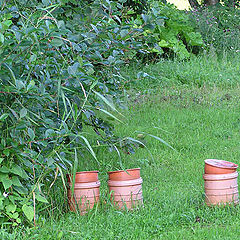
[123,0,149,15]
[223,0,240,7]
[190,4,240,52]
[0,0,139,227]
[188,0,240,8]
[130,1,204,60]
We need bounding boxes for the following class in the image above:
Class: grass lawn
[3,53,240,239]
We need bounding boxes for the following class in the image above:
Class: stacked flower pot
[67,171,100,215]
[67,168,143,214]
[203,159,239,206]
[108,168,143,210]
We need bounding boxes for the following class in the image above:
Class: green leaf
[35,194,48,203]
[10,165,22,177]
[22,204,34,222]
[90,80,98,90]
[0,158,3,164]
[3,149,9,157]
[29,54,37,62]
[0,113,9,121]
[152,45,163,54]
[28,128,35,140]
[0,199,4,210]
[79,136,98,163]
[125,137,147,149]
[57,231,63,240]
[45,129,55,138]
[0,33,4,43]
[16,218,21,224]
[46,157,55,167]
[15,186,28,195]
[93,90,118,112]
[120,29,129,38]
[67,62,79,76]
[4,63,17,85]
[156,19,165,27]
[0,166,10,173]
[12,212,19,219]
[138,131,175,150]
[56,164,67,192]
[98,108,123,123]
[158,40,170,48]
[184,32,203,46]
[2,178,12,190]
[27,80,35,91]
[51,38,64,47]
[70,148,78,197]
[3,20,12,29]
[11,165,28,179]
[7,109,18,122]
[60,91,68,120]
[20,108,27,119]
[15,80,25,90]
[6,204,16,213]
[12,176,23,187]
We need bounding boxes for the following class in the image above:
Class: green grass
[121,52,240,90]
[3,53,240,239]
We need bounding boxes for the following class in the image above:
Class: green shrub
[190,4,240,52]
[129,1,204,60]
[0,0,140,226]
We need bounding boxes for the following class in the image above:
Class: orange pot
[108,168,141,181]
[67,171,99,183]
[67,171,100,214]
[203,172,239,206]
[108,168,143,210]
[204,159,238,174]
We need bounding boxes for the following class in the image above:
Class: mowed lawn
[6,55,240,240]
[13,92,240,239]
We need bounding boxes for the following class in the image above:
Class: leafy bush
[0,0,137,226]
[129,1,204,60]
[190,4,240,52]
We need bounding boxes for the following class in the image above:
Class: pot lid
[205,159,238,169]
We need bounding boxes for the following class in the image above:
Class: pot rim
[108,177,143,186]
[68,180,101,188]
[75,171,99,174]
[204,159,238,169]
[203,172,238,180]
[107,168,140,174]
[67,170,99,176]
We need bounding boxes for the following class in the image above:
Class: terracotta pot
[108,168,141,181]
[203,172,239,206]
[67,171,99,183]
[204,159,238,174]
[108,168,143,210]
[67,171,100,214]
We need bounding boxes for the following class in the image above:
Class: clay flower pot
[67,171,100,214]
[204,159,238,174]
[203,172,239,206]
[108,168,143,210]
